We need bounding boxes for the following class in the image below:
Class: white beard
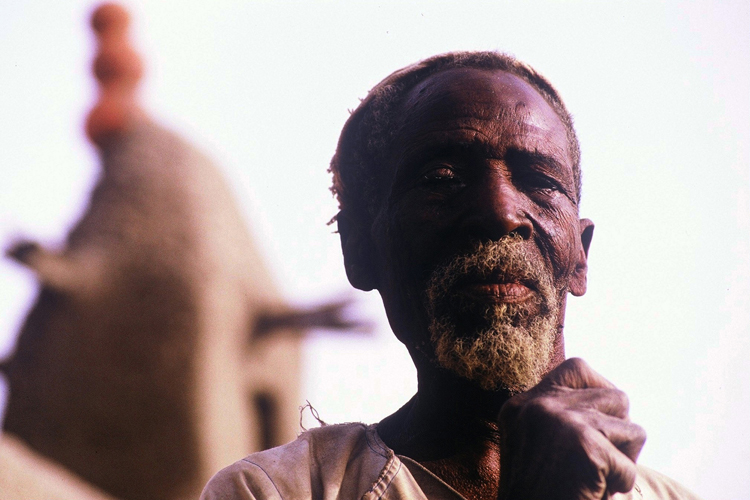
[425,237,560,393]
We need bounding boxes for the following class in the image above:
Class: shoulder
[200,423,393,500]
[613,465,703,500]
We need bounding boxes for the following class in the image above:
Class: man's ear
[337,210,378,291]
[569,218,594,297]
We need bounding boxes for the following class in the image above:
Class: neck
[378,363,506,499]
[380,363,510,456]
[378,316,567,499]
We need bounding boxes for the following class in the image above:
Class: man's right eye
[419,166,463,188]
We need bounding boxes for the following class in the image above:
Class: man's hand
[497,358,646,500]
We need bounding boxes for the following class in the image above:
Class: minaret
[1,4,355,499]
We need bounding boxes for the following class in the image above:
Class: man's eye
[519,174,561,196]
[419,166,463,187]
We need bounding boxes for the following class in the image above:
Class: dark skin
[339,68,645,499]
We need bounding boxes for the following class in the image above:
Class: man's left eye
[519,174,560,196]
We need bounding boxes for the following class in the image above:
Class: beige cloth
[200,423,700,500]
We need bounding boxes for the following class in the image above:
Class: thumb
[541,357,616,390]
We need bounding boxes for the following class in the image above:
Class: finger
[603,441,639,494]
[541,357,616,390]
[581,428,639,495]
[590,412,647,462]
[556,387,631,419]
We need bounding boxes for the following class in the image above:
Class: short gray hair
[329,51,581,224]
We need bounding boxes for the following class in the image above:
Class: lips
[457,279,535,303]
[460,283,534,303]
[424,238,549,312]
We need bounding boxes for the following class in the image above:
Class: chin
[422,238,561,393]
[429,306,557,393]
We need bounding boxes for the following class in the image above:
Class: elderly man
[201,52,699,500]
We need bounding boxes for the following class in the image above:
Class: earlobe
[569,218,594,297]
[338,211,378,291]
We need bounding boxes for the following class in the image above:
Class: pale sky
[1,2,748,498]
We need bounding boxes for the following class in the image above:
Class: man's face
[349,68,590,391]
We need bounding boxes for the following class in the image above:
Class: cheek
[532,206,581,281]
[387,200,469,283]
[371,208,442,343]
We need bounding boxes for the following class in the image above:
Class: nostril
[465,211,534,242]
[510,223,533,240]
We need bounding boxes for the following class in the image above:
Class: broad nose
[466,171,533,241]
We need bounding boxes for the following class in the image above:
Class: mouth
[456,277,536,304]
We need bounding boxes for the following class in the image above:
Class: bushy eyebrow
[396,134,573,185]
[404,139,566,172]
[504,148,577,203]
[504,148,567,175]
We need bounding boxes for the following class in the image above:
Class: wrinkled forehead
[395,67,569,156]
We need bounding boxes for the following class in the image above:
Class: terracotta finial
[91,2,130,34]
[86,2,144,146]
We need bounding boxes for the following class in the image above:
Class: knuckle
[580,426,605,452]
[631,423,647,447]
[497,402,519,424]
[520,395,561,420]
[551,357,607,390]
[561,357,590,379]
[502,393,575,433]
[565,356,589,370]
[498,393,531,424]
[499,392,526,413]
[610,388,630,413]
